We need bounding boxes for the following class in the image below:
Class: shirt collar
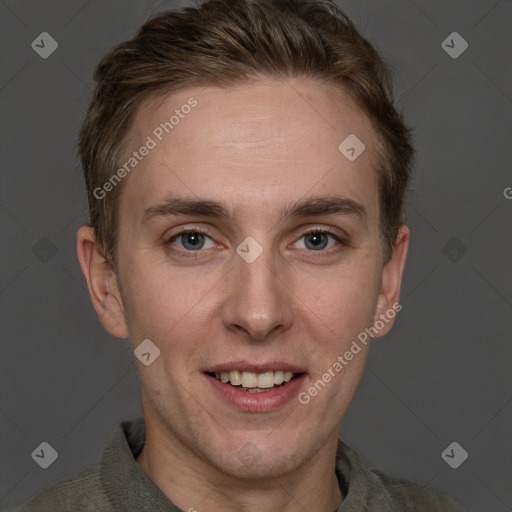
[101,417,180,511]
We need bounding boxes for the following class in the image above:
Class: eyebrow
[141,194,368,225]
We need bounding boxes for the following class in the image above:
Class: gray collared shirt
[15,417,465,511]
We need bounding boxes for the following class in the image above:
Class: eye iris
[305,232,328,250]
[182,232,205,250]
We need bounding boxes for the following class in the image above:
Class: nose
[221,246,294,341]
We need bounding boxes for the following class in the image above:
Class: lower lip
[204,373,307,412]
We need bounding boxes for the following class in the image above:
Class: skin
[77,77,409,512]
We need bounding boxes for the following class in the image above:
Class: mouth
[206,370,302,393]
[203,363,307,412]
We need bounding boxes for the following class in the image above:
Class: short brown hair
[79,0,414,268]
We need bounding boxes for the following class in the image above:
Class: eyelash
[166,227,346,258]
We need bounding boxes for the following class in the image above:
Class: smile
[203,363,307,411]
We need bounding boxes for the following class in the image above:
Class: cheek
[294,260,381,335]
[119,257,218,353]
[124,257,191,324]
[118,257,178,338]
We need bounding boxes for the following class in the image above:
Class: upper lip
[203,360,307,374]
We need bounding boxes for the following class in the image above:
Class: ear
[372,224,409,338]
[76,226,129,339]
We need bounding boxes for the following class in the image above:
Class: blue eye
[295,230,342,251]
[169,231,216,251]
[167,227,345,257]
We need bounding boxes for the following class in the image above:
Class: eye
[166,227,345,256]
[168,230,216,251]
[294,229,343,251]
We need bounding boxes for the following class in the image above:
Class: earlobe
[76,226,129,339]
[373,225,410,337]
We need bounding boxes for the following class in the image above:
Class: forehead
[120,78,379,226]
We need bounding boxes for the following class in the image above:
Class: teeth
[257,372,275,388]
[229,370,242,386]
[216,370,298,388]
[274,370,284,385]
[241,372,258,388]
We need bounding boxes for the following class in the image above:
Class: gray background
[1,0,511,511]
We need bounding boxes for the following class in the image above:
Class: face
[78,77,408,480]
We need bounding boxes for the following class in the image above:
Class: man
[16,0,464,510]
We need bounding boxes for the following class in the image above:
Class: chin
[211,445,303,481]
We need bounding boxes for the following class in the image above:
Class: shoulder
[368,469,465,511]
[14,462,111,512]
[336,440,465,511]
